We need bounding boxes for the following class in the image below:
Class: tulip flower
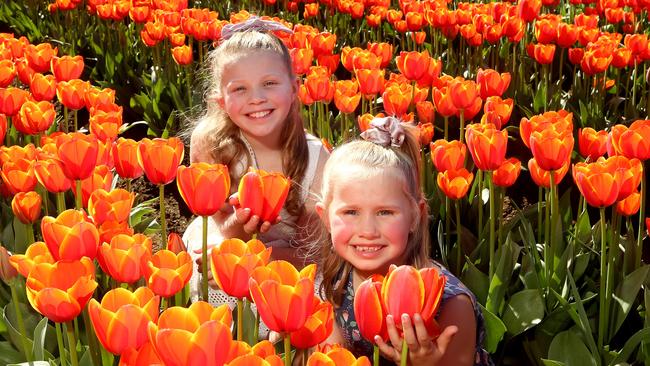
[430,139,466,172]
[527,43,556,65]
[144,249,193,298]
[356,69,385,96]
[0,246,18,284]
[290,298,334,349]
[118,341,162,366]
[1,158,37,194]
[396,50,430,81]
[148,302,233,366]
[171,45,193,65]
[41,209,99,261]
[26,257,97,323]
[16,100,56,135]
[97,220,134,247]
[25,43,58,73]
[55,132,99,206]
[89,104,123,142]
[528,158,570,188]
[0,59,16,88]
[353,274,388,348]
[98,234,152,284]
[0,114,6,143]
[573,160,620,208]
[167,232,187,254]
[465,123,508,171]
[382,85,411,118]
[437,168,474,200]
[617,120,650,161]
[290,48,314,75]
[616,192,640,217]
[605,156,643,201]
[529,129,575,171]
[15,58,36,86]
[56,79,90,111]
[112,137,144,184]
[483,97,513,129]
[30,73,57,101]
[210,238,272,299]
[228,354,284,366]
[87,188,134,225]
[9,241,55,278]
[238,168,291,223]
[51,55,84,81]
[493,158,521,188]
[11,191,41,226]
[307,346,371,366]
[0,87,30,116]
[76,164,113,208]
[177,163,230,217]
[88,287,159,355]
[476,69,511,99]
[578,127,608,160]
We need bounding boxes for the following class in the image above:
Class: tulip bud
[167,232,187,254]
[0,246,18,283]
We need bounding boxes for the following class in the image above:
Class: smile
[352,245,385,253]
[247,110,272,119]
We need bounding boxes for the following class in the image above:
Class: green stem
[400,338,408,366]
[57,192,66,214]
[538,187,543,244]
[636,164,646,270]
[73,110,78,132]
[26,223,35,245]
[459,110,465,143]
[445,197,451,261]
[488,172,496,279]
[284,334,292,366]
[82,308,101,366]
[10,284,32,362]
[75,180,82,210]
[253,304,260,342]
[598,207,607,352]
[126,178,132,193]
[66,321,79,366]
[237,298,243,342]
[549,173,557,287]
[373,344,379,366]
[56,322,67,366]
[201,215,209,301]
[477,170,484,244]
[160,184,167,249]
[456,200,462,275]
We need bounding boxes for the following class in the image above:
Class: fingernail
[402,314,409,322]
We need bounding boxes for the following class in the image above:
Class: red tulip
[137,137,185,185]
[465,123,508,171]
[56,132,99,181]
[98,234,152,285]
[290,297,334,349]
[177,162,230,217]
[210,238,271,299]
[41,209,99,261]
[353,274,388,343]
[51,55,84,81]
[476,68,511,99]
[11,191,42,224]
[493,158,521,188]
[238,168,290,222]
[144,249,192,297]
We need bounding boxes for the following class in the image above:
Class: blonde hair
[317,124,430,306]
[191,30,308,217]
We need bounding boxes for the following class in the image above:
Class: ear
[412,198,427,232]
[215,95,225,108]
[291,77,299,96]
[315,202,331,232]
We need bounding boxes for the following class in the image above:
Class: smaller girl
[315,117,491,365]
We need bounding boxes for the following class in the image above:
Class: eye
[264,80,278,87]
[378,209,394,216]
[342,209,358,216]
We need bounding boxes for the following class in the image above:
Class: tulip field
[1,0,650,365]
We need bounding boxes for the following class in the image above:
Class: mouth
[246,109,273,119]
[351,245,385,253]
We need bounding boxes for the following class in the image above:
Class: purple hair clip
[360,116,406,148]
[220,16,293,41]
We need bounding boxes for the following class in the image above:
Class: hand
[228,193,281,235]
[193,247,219,289]
[375,313,457,366]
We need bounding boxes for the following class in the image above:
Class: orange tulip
[9,241,54,278]
[118,341,162,366]
[290,48,314,75]
[1,158,37,194]
[289,298,333,349]
[616,192,640,217]
[15,57,36,85]
[249,261,316,332]
[355,68,385,96]
[87,188,134,225]
[171,45,193,65]
[307,348,371,366]
[144,249,192,297]
[89,103,123,142]
[351,50,382,71]
[85,86,116,110]
[519,110,573,148]
[415,101,435,125]
[0,59,16,88]
[517,0,542,22]
[432,86,459,118]
[210,238,271,299]
[437,168,474,200]
[177,162,230,217]
[465,123,508,171]
[112,137,145,179]
[557,23,579,48]
[227,354,284,366]
[581,47,613,76]
[56,79,90,110]
[605,155,642,201]
[16,100,56,135]
[396,50,430,81]
[56,132,99,181]
[148,302,233,366]
[41,209,99,261]
[528,158,570,188]
[529,129,574,171]
[137,137,185,185]
[34,158,73,193]
[357,113,385,132]
[526,43,556,65]
[430,139,466,172]
[493,157,521,188]
[578,127,608,160]
[98,234,152,284]
[311,32,336,57]
[0,114,6,142]
[26,257,97,323]
[51,55,84,81]
[573,159,620,208]
[0,143,37,165]
[77,165,113,207]
[617,120,650,160]
[304,73,334,103]
[476,68,511,99]
[0,246,18,283]
[97,220,134,247]
[11,191,42,224]
[88,287,160,355]
[0,87,30,116]
[448,78,480,111]
[483,96,513,129]
[167,232,187,254]
[382,84,411,117]
[353,274,388,343]
[29,73,57,101]
[367,42,393,69]
[25,43,58,73]
[238,168,290,222]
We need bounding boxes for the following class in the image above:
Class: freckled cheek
[329,218,354,248]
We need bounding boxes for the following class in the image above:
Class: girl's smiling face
[216,50,297,148]
[317,166,421,278]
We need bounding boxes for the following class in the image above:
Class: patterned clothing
[334,264,493,366]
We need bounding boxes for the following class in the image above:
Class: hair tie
[360,116,406,148]
[220,16,293,41]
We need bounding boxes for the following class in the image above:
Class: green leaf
[533,80,548,113]
[547,328,598,366]
[0,341,23,364]
[486,240,520,314]
[462,260,489,305]
[609,265,650,341]
[478,303,506,353]
[608,327,650,365]
[541,360,566,366]
[2,303,56,360]
[32,317,49,361]
[8,362,50,366]
[11,217,29,254]
[502,289,544,336]
[574,210,592,246]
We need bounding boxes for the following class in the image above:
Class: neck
[241,130,283,152]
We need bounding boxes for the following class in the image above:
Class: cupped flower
[112,138,145,179]
[88,188,135,225]
[238,168,291,222]
[616,192,640,217]
[34,158,73,193]
[465,123,508,171]
[437,168,474,200]
[148,301,233,366]
[528,158,570,188]
[144,249,192,297]
[572,159,620,208]
[353,274,388,344]
[249,261,316,333]
[618,120,650,161]
[306,347,371,366]
[9,241,55,278]
[430,139,466,172]
[476,68,511,99]
[1,158,37,194]
[177,162,230,217]
[11,191,42,224]
[55,132,99,181]
[88,287,160,355]
[578,127,608,160]
[26,257,97,323]
[98,234,152,284]
[290,297,334,349]
[137,137,185,185]
[493,158,521,188]
[529,128,574,171]
[41,209,99,261]
[210,238,272,299]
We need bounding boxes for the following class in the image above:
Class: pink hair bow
[220,16,293,40]
[360,116,406,148]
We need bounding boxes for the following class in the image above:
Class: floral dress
[334,265,493,366]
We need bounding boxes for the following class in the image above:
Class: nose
[358,213,379,238]
[249,87,267,104]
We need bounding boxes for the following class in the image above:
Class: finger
[259,221,272,234]
[208,278,219,288]
[234,208,252,224]
[386,315,403,352]
[433,325,458,356]
[412,313,432,348]
[193,243,217,255]
[401,314,420,353]
[374,335,400,362]
[243,215,261,234]
[229,193,240,206]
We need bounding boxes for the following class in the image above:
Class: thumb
[434,325,458,355]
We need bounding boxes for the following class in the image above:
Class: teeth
[249,110,271,118]
[354,246,382,253]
